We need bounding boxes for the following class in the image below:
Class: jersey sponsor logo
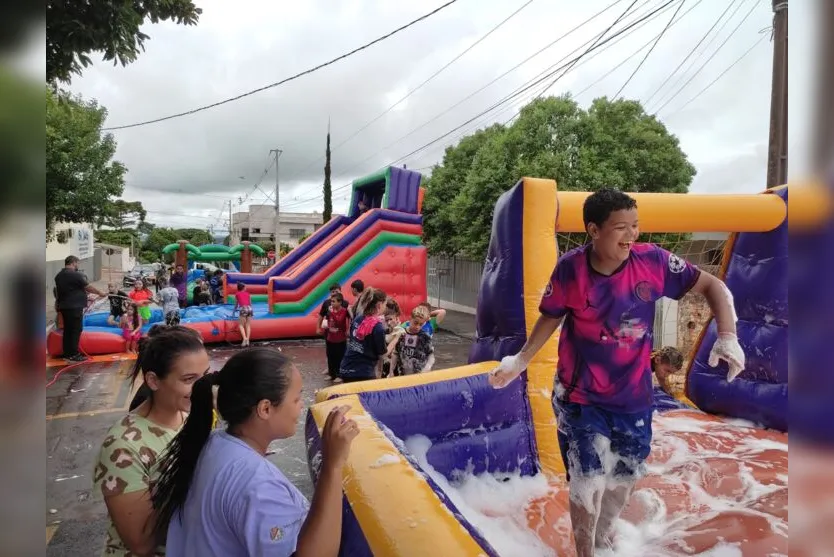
[668,253,686,273]
[543,282,553,298]
[270,526,284,541]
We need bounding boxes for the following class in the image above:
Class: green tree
[141,227,212,260]
[323,125,333,223]
[47,0,202,83]
[96,229,139,248]
[255,240,275,254]
[421,125,505,255]
[97,199,147,229]
[46,87,127,239]
[422,95,696,259]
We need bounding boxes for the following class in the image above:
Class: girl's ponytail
[150,371,217,541]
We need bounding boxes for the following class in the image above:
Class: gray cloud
[65,0,797,229]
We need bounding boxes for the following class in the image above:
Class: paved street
[46,314,476,555]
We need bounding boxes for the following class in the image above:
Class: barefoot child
[120,304,143,353]
[233,282,253,346]
[106,283,128,326]
[392,306,435,376]
[324,292,349,381]
[652,346,684,396]
[488,188,744,557]
[382,304,405,377]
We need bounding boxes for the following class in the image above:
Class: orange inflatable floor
[500,409,787,556]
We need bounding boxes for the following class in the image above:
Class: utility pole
[270,148,283,253]
[228,199,233,245]
[766,0,788,189]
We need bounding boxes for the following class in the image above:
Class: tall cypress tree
[322,118,332,223]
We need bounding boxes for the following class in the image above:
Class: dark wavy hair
[127,325,204,412]
[151,347,294,542]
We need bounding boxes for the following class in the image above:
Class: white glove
[708,333,746,382]
[488,354,528,389]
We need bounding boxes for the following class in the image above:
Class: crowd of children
[317,279,449,384]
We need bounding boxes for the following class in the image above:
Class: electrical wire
[653,0,759,115]
[666,32,767,115]
[572,0,704,100]
[294,0,538,177]
[277,0,678,211]
[538,0,641,99]
[101,0,461,131]
[647,0,750,113]
[642,0,740,108]
[387,0,677,168]
[247,0,637,212]
[611,0,685,99]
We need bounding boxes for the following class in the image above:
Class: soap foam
[402,410,787,556]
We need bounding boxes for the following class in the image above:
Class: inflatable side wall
[687,187,788,431]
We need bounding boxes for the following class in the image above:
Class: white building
[229,206,324,247]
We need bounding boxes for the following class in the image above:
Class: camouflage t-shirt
[93,413,181,556]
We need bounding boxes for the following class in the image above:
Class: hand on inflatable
[708,332,745,382]
[321,405,359,470]
[488,354,527,389]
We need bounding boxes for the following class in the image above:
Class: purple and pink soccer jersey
[540,243,701,414]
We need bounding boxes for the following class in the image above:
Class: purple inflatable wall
[789,178,834,444]
[468,181,528,364]
[688,187,788,431]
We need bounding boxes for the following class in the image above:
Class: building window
[252,228,260,234]
[289,228,307,239]
[241,227,250,241]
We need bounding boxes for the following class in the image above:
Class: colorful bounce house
[46,167,427,356]
[160,241,266,304]
[305,178,790,556]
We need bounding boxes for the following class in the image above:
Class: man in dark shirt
[54,255,106,362]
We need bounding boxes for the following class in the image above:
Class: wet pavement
[45,329,474,556]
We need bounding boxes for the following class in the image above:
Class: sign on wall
[71,227,93,259]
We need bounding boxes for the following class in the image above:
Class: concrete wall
[46,222,94,263]
[46,255,99,300]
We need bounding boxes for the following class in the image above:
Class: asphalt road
[46,332,474,556]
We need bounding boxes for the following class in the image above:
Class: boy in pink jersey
[489,188,745,556]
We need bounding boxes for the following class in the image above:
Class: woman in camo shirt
[93,326,208,556]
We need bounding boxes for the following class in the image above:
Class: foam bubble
[396,411,786,556]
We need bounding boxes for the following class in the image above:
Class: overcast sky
[59,0,813,231]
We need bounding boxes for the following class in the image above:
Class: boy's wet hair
[654,346,684,370]
[328,282,341,292]
[236,282,246,291]
[583,187,638,229]
[385,298,400,316]
[411,306,430,321]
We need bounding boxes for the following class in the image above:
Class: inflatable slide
[305,178,789,556]
[46,167,427,357]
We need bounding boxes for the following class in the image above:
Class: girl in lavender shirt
[151,348,358,557]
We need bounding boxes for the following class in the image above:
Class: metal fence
[427,256,484,309]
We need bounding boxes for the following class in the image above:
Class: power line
[667,33,768,115]
[256,0,635,211]
[101,0,461,131]
[537,0,642,100]
[653,0,759,115]
[572,0,704,100]
[294,0,537,177]
[642,0,741,108]
[648,0,750,113]
[280,0,680,210]
[389,0,677,167]
[612,0,685,99]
